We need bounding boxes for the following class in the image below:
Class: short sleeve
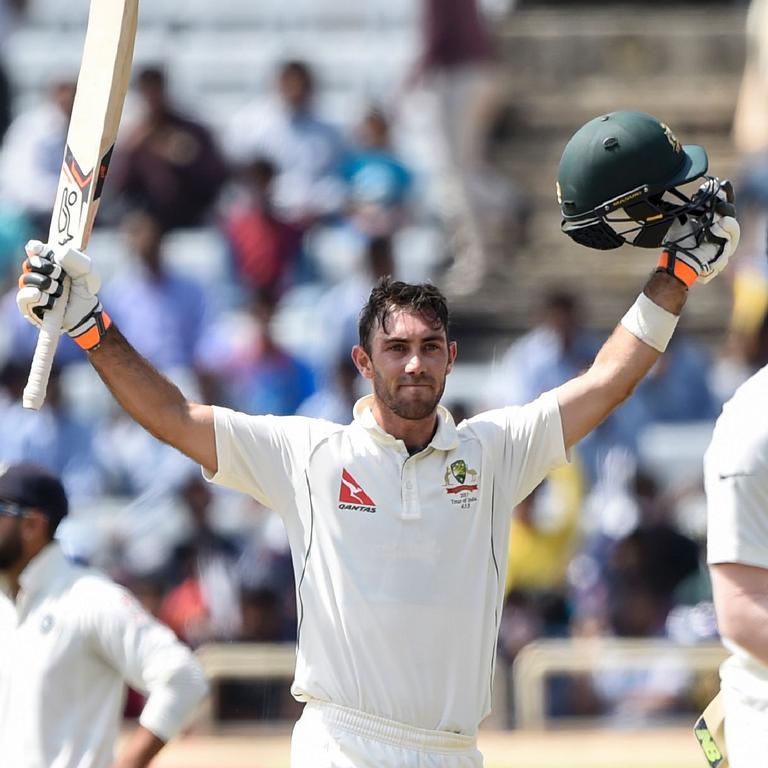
[705,391,768,566]
[81,579,208,741]
[706,452,768,568]
[203,407,338,511]
[467,390,568,506]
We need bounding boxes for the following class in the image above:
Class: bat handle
[23,277,70,410]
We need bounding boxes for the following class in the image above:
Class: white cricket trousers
[723,684,768,767]
[291,700,484,768]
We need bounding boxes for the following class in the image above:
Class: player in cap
[15,112,739,767]
[0,462,208,768]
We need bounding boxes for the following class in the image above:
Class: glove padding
[660,179,740,286]
[17,241,108,346]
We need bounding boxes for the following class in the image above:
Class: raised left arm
[557,210,739,452]
[557,272,685,450]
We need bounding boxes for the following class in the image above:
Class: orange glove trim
[657,250,698,288]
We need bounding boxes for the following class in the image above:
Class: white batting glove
[17,240,112,350]
[658,214,740,287]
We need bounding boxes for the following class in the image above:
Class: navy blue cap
[0,463,68,528]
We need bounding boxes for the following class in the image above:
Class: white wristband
[620,292,679,353]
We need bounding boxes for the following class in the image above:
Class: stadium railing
[512,638,727,729]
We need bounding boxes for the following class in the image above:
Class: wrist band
[72,310,112,351]
[657,249,698,288]
[620,292,679,353]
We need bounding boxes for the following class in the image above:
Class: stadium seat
[305,225,367,284]
[4,29,84,92]
[163,227,231,286]
[27,0,90,28]
[394,225,447,284]
[637,421,715,488]
[168,42,279,104]
[184,0,291,28]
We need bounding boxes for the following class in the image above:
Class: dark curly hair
[358,277,450,354]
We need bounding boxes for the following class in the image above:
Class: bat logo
[56,145,95,245]
[56,187,79,246]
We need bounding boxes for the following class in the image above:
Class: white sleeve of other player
[706,448,768,569]
[81,578,208,741]
[466,389,569,507]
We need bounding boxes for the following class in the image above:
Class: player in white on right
[16,113,739,767]
[705,360,768,767]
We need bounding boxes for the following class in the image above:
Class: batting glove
[657,179,740,287]
[17,240,112,351]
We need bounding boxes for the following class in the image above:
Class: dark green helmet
[557,111,710,249]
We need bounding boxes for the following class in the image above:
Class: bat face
[47,0,139,252]
[23,0,139,411]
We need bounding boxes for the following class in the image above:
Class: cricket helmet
[557,111,711,249]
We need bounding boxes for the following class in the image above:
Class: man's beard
[0,526,22,570]
[373,370,447,421]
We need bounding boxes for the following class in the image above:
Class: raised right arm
[17,241,218,474]
[88,325,218,474]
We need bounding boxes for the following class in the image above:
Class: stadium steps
[445,5,748,349]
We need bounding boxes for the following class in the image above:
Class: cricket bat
[23,0,139,410]
[694,690,729,768]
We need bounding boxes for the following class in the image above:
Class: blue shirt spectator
[224,60,347,226]
[0,362,102,502]
[198,293,316,416]
[102,211,207,373]
[339,108,414,236]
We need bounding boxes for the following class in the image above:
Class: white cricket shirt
[0,543,208,768]
[205,392,567,735]
[706,364,768,699]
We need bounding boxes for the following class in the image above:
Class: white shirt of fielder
[706,364,768,767]
[205,390,567,736]
[0,542,208,768]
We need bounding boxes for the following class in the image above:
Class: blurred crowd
[0,0,766,726]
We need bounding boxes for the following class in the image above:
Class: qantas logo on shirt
[338,469,376,513]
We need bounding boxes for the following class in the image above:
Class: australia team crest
[443,459,479,508]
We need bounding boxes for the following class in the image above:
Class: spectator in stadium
[222,155,303,300]
[224,59,347,226]
[631,334,717,422]
[575,469,700,724]
[0,360,103,503]
[197,290,316,416]
[340,107,414,237]
[0,0,27,142]
[297,355,359,424]
[159,474,242,646]
[0,78,75,233]
[106,66,228,230]
[406,0,526,247]
[102,210,208,376]
[312,234,396,376]
[488,290,601,407]
[0,462,208,768]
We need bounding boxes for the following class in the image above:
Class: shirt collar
[18,541,67,600]
[352,395,459,451]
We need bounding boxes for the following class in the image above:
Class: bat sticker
[94,145,114,200]
[56,145,95,246]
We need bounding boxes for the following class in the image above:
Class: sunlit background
[0,0,762,765]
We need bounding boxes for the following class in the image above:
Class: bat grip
[23,277,70,410]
